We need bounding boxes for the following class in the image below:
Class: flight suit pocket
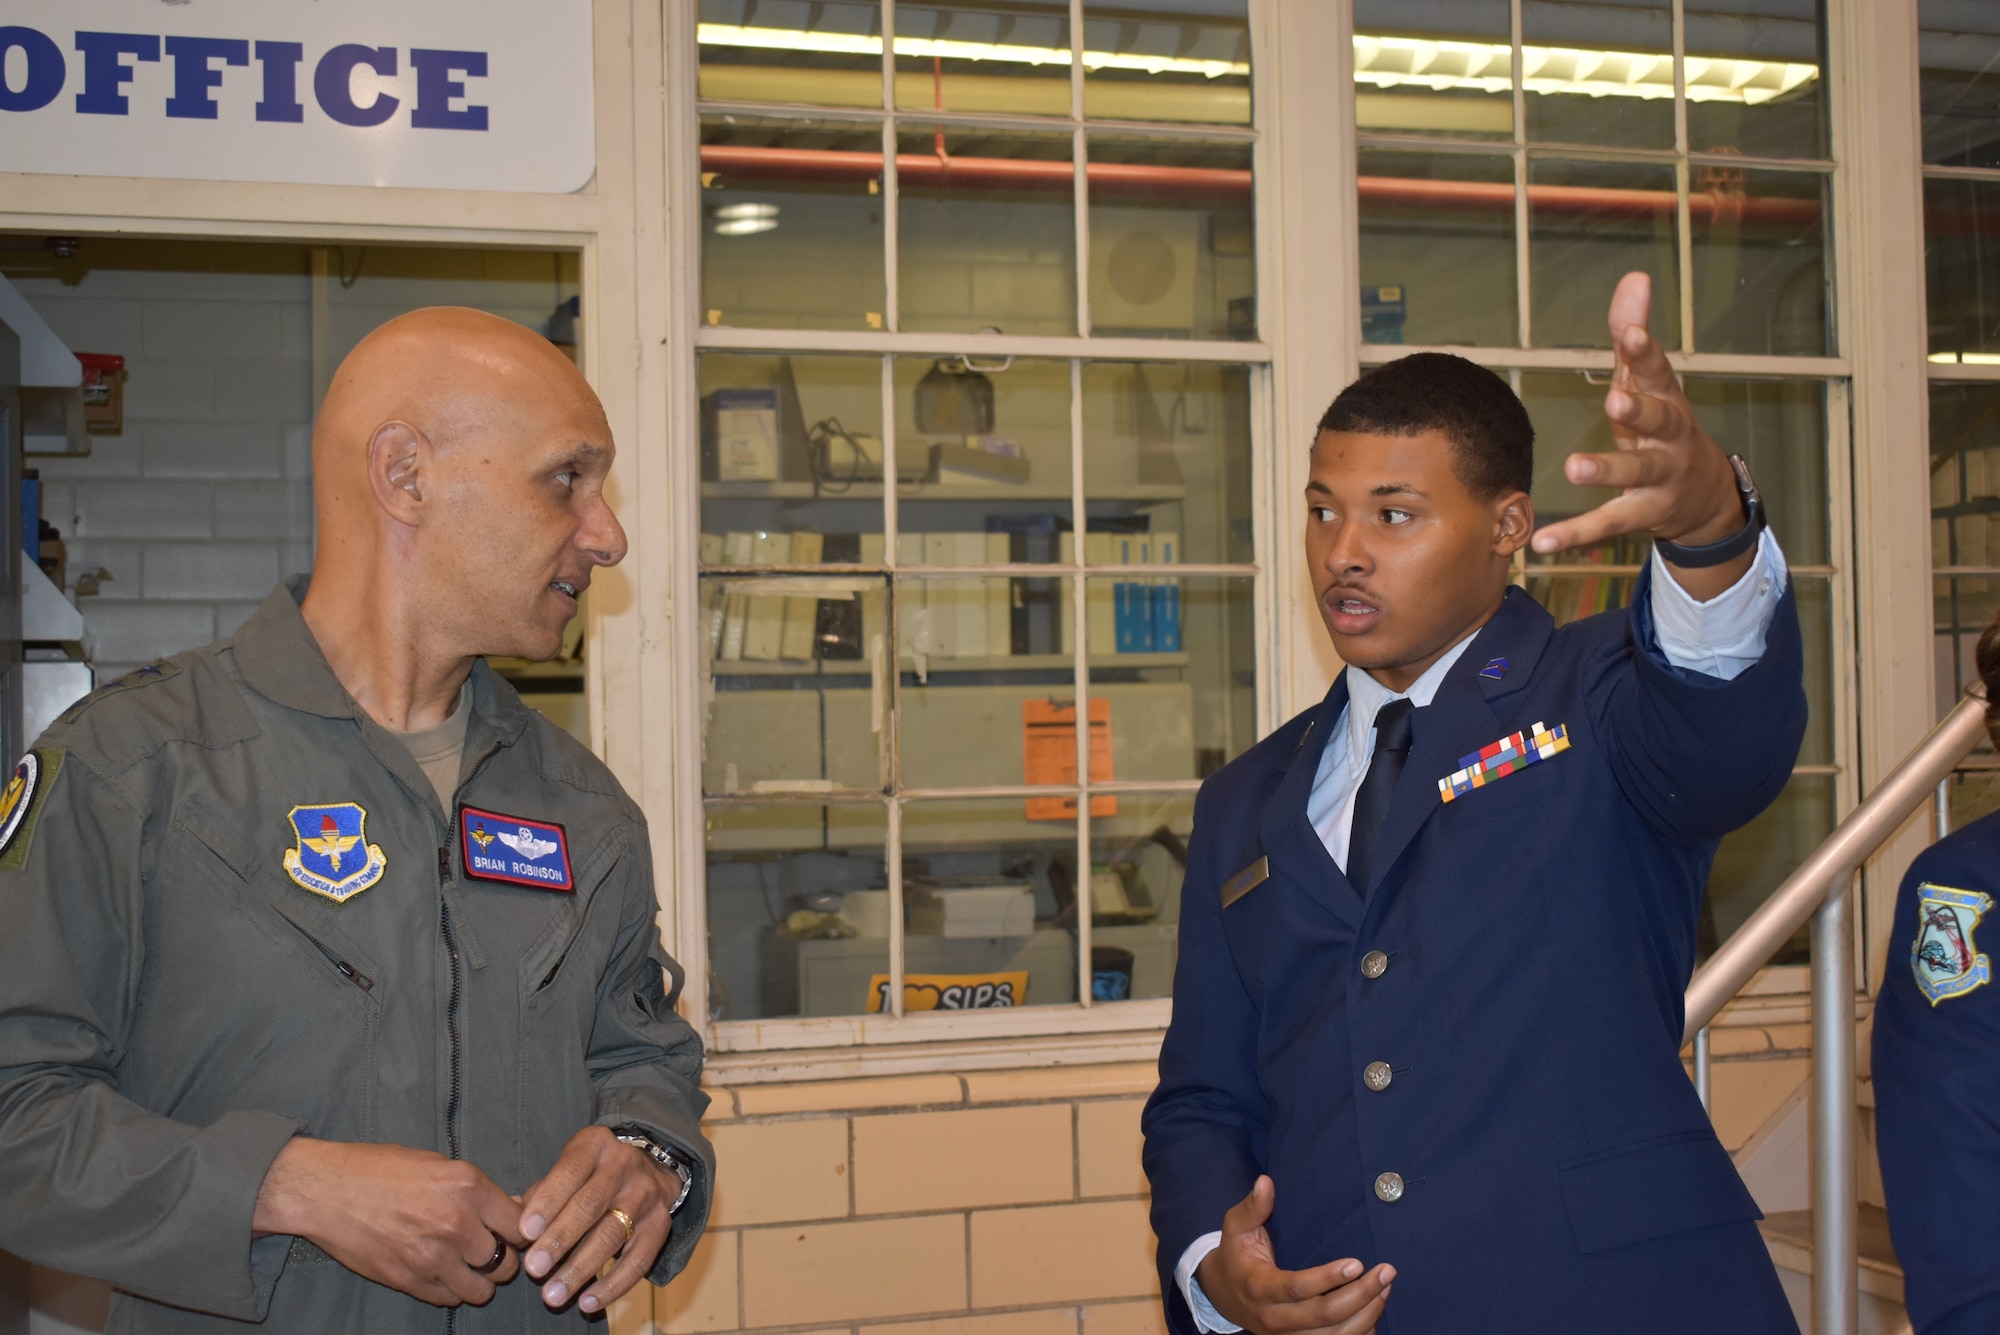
[1558,1129,1761,1254]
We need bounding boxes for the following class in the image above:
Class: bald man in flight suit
[1142,274,1806,1334]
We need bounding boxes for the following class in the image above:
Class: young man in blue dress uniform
[1874,617,2000,1335]
[1142,274,1807,1334]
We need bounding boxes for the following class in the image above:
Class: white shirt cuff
[1176,1232,1242,1333]
[1647,528,1788,682]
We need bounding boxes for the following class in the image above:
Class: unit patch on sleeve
[1911,882,1993,1006]
[459,806,573,892]
[0,748,61,870]
[282,803,388,903]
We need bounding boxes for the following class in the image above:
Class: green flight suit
[0,578,711,1332]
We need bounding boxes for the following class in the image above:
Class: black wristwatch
[611,1125,695,1215]
[1654,453,1766,569]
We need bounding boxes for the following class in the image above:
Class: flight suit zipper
[302,930,374,992]
[438,747,497,1335]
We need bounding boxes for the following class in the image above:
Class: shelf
[701,481,1188,502]
[710,652,1191,676]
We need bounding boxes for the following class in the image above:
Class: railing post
[1810,873,1857,1335]
[1694,1024,1711,1113]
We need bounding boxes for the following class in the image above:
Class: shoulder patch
[1912,882,1994,1006]
[0,748,63,870]
[56,659,182,726]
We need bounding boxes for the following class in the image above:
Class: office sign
[0,1,594,193]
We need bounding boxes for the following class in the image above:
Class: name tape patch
[460,805,573,892]
[1221,855,1269,908]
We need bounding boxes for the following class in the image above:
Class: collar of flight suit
[1257,585,1558,929]
[232,577,534,802]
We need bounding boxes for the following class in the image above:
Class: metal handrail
[1682,687,1989,1335]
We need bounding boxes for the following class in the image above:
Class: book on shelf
[739,531,789,661]
[1150,530,1181,653]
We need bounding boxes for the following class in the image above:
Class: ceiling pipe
[698,144,1824,226]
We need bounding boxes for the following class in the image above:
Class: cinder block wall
[639,1063,1169,1335]
[9,241,317,682]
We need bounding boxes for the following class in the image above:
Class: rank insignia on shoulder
[1222,855,1269,908]
[282,803,387,903]
[0,748,61,870]
[1912,882,1993,1006]
[459,805,573,893]
[56,659,181,726]
[1438,721,1570,803]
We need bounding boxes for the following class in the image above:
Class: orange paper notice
[1023,698,1117,820]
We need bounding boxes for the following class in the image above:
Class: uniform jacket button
[1374,1171,1404,1202]
[1364,1061,1393,1091]
[1360,950,1389,979]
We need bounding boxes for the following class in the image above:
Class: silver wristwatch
[611,1125,695,1215]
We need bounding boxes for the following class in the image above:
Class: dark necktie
[1345,697,1416,893]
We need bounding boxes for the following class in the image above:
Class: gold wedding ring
[608,1207,636,1244]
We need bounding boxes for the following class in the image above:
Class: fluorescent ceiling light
[714,217,780,235]
[1931,351,2000,365]
[716,202,780,220]
[696,23,1248,79]
[1354,35,1819,105]
[695,24,1817,103]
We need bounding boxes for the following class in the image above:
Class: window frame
[669,0,1283,1064]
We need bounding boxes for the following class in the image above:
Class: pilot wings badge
[1911,882,1994,1007]
[459,804,573,893]
[282,803,388,903]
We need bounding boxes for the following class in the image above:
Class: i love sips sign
[0,1,594,193]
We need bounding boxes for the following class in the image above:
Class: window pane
[1087,137,1253,341]
[1354,0,1513,141]
[1090,792,1194,1000]
[1924,177,2000,362]
[1517,373,1828,565]
[896,617,1076,787]
[1085,576,1257,781]
[1691,168,1829,357]
[899,126,1076,335]
[1083,0,1251,126]
[1930,381,2000,704]
[893,1,1072,117]
[1685,0,1827,159]
[700,119,886,330]
[1919,0,2000,168]
[894,355,1072,546]
[706,802,890,1020]
[1358,149,1518,348]
[1082,361,1255,566]
[1527,158,1680,349]
[702,574,889,793]
[697,0,885,109]
[698,352,886,548]
[1521,0,1674,150]
[897,799,1079,1009]
[1704,773,1831,961]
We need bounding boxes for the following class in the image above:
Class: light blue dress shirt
[1178,529,1789,1332]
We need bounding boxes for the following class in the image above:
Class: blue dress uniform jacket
[1142,572,1806,1334]
[1873,810,2000,1335]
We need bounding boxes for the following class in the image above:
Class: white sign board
[0,1,595,193]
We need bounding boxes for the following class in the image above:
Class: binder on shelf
[950,532,989,658]
[985,532,1012,660]
[1113,534,1153,654]
[778,532,824,661]
[699,532,725,566]
[740,531,789,661]
[922,533,962,658]
[1150,531,1181,654]
[1085,533,1118,656]
[717,531,756,661]
[859,533,888,657]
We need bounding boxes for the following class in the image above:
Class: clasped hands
[253,1125,677,1313]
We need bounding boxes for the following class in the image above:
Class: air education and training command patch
[282,803,388,903]
[1912,882,1994,1006]
[0,748,60,870]
[460,806,573,893]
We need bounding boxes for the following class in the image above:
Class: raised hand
[1529,271,1756,599]
[252,1138,527,1308]
[1194,1176,1394,1334]
[517,1126,679,1314]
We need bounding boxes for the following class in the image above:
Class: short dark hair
[1316,352,1534,500]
